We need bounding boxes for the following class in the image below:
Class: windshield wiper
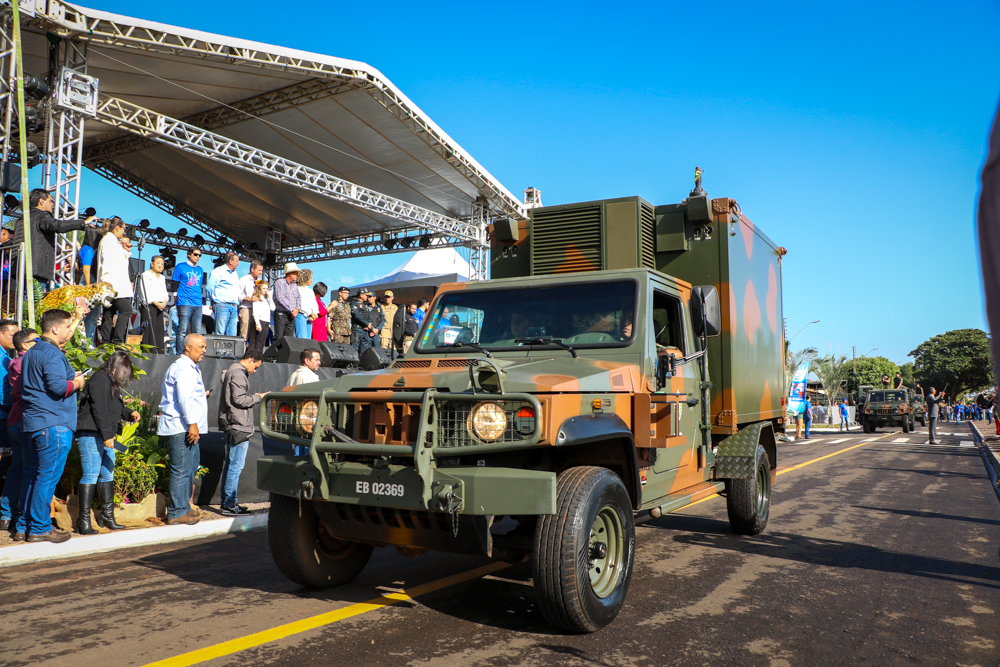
[436,341,492,357]
[515,338,579,358]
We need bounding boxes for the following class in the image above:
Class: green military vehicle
[911,391,927,427]
[861,389,915,433]
[257,175,786,633]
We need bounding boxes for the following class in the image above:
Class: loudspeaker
[359,346,392,371]
[204,335,246,360]
[263,336,324,365]
[319,341,359,369]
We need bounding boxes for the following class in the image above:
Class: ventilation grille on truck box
[531,205,602,275]
[640,201,655,270]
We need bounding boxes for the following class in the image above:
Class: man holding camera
[13,189,95,287]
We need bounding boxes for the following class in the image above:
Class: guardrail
[0,243,25,323]
[968,422,1000,504]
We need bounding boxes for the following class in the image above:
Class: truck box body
[492,194,786,434]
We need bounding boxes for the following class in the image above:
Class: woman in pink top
[312,282,329,341]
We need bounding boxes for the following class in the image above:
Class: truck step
[648,480,726,515]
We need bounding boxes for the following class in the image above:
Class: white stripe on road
[960,441,975,447]
[826,438,849,444]
[893,438,911,443]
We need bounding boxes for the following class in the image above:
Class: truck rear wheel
[267,493,374,589]
[532,466,635,633]
[920,415,926,427]
[725,444,771,535]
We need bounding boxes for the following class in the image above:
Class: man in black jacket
[218,350,264,515]
[12,189,94,286]
[926,387,946,445]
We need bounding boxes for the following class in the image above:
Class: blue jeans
[840,415,849,431]
[21,425,73,536]
[0,420,18,521]
[294,313,310,338]
[84,306,101,344]
[220,431,250,508]
[77,430,116,484]
[164,432,200,520]
[803,417,811,438]
[175,304,203,354]
[214,302,238,337]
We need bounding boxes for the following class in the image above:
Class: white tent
[355,248,471,293]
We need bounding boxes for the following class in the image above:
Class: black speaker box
[203,335,245,360]
[263,336,324,365]
[359,346,392,371]
[319,341,359,369]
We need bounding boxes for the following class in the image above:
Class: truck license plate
[355,481,405,497]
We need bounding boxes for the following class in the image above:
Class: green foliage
[112,449,157,505]
[899,361,914,387]
[121,394,171,494]
[810,355,850,418]
[845,356,899,394]
[909,328,994,398]
[63,340,154,377]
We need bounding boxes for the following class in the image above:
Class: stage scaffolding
[0,0,526,286]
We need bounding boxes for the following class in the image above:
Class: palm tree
[810,354,850,424]
[785,345,818,397]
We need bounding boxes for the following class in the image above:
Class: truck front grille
[334,402,421,446]
[436,400,534,448]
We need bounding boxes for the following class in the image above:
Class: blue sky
[35,0,1000,364]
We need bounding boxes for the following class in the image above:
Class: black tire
[902,416,910,433]
[267,493,374,588]
[532,467,635,633]
[725,443,771,535]
[920,415,926,428]
[863,418,870,434]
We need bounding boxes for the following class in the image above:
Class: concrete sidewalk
[0,512,267,568]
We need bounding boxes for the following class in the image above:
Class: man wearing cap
[329,286,352,344]
[379,291,398,353]
[272,263,301,340]
[351,289,375,355]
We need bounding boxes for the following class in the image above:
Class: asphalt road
[3,423,999,667]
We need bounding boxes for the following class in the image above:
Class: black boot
[75,484,98,535]
[96,481,125,530]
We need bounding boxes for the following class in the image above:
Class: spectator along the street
[74,352,140,534]
[272,263,301,340]
[802,396,813,440]
[312,282,329,342]
[295,269,318,339]
[19,308,87,543]
[238,259,264,342]
[207,252,241,337]
[247,280,274,356]
[172,247,205,354]
[0,328,36,539]
[839,399,850,432]
[0,318,19,529]
[96,217,134,346]
[158,334,209,526]
[286,348,321,457]
[218,350,265,516]
[140,255,168,353]
[12,189,94,288]
[926,387,946,445]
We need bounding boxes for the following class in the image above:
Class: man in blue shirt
[802,397,813,440]
[19,307,86,542]
[839,399,850,432]
[172,246,205,354]
[0,318,18,531]
[207,251,241,337]
[158,333,208,525]
[414,298,428,326]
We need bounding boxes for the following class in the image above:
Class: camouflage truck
[257,178,786,633]
[911,390,927,427]
[861,389,914,433]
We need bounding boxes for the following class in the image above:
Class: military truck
[911,390,927,427]
[257,177,786,633]
[861,389,914,433]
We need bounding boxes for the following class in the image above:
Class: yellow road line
[143,561,510,667]
[147,434,885,667]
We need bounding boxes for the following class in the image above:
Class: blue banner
[787,360,811,416]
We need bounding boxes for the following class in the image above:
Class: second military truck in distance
[861,389,915,433]
[258,175,787,633]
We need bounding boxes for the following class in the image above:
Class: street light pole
[789,319,820,344]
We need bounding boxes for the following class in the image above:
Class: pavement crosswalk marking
[892,438,911,443]
[960,441,975,447]
[826,438,849,444]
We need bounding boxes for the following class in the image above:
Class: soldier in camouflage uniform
[328,285,352,344]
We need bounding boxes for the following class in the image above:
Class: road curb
[0,513,268,568]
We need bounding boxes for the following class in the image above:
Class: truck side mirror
[691,286,722,337]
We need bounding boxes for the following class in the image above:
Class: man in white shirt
[140,255,168,353]
[158,333,209,525]
[287,348,322,386]
[237,259,264,342]
[207,252,241,337]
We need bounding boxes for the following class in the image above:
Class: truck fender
[554,413,642,509]
[714,421,777,484]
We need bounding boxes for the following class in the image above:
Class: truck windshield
[869,391,905,402]
[416,280,637,352]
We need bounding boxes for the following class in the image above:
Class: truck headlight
[468,402,507,442]
[298,400,319,435]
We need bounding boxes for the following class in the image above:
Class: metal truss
[45,38,89,285]
[280,231,475,264]
[0,10,15,163]
[263,228,283,283]
[90,159,256,254]
[83,77,362,165]
[92,94,486,244]
[26,0,526,221]
[468,197,490,281]
[134,225,235,260]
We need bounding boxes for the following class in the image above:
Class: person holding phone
[73,351,140,534]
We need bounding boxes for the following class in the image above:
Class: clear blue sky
[47,0,1000,364]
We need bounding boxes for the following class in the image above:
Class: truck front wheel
[920,415,927,427]
[902,416,910,433]
[267,493,374,588]
[725,444,771,535]
[532,466,635,633]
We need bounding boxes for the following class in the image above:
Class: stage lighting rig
[22,74,49,101]
[192,234,205,246]
[399,237,413,249]
[84,207,97,218]
[139,219,150,228]
[177,228,188,237]
[419,235,431,248]
[153,227,166,239]
[384,238,396,251]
